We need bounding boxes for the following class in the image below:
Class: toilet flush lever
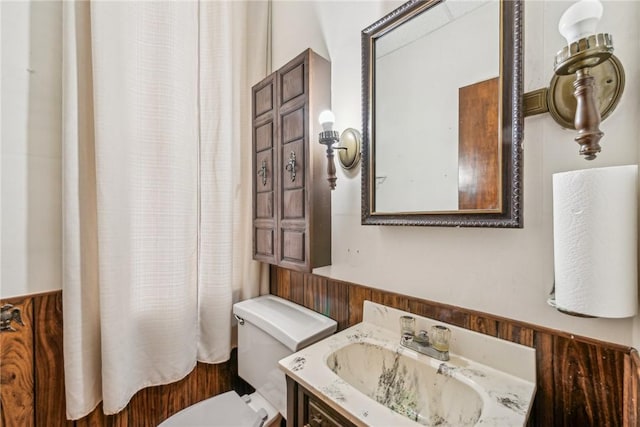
[234,314,245,325]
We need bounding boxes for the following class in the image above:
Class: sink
[327,341,483,426]
[279,301,536,427]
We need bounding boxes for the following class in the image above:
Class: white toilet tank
[232,295,337,418]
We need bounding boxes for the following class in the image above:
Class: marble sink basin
[327,341,483,426]
[279,301,536,427]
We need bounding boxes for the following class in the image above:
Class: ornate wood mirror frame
[361,0,523,227]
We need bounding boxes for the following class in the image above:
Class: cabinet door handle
[285,151,297,182]
[257,159,267,186]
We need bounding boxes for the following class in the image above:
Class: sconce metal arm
[522,33,621,160]
[319,130,340,190]
[572,68,603,160]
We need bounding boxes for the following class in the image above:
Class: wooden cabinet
[286,376,355,427]
[252,49,332,272]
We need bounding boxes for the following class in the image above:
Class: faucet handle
[430,325,451,352]
[413,330,429,345]
[400,315,415,339]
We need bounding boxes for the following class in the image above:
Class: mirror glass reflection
[362,0,523,227]
[374,0,501,213]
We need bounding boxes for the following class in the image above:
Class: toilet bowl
[159,295,337,426]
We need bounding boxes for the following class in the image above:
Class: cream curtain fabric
[62,1,268,419]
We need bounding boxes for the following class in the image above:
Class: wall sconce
[318,110,361,190]
[524,0,625,160]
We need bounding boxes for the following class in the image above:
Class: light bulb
[558,0,603,45]
[318,110,335,131]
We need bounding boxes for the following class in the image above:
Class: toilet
[159,295,337,427]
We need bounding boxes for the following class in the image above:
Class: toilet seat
[158,391,278,427]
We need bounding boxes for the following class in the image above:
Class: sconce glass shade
[558,0,603,45]
[318,110,335,131]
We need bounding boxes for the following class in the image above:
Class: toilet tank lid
[233,295,337,352]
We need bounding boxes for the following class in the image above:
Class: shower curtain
[62,1,269,419]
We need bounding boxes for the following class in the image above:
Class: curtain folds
[62,1,268,419]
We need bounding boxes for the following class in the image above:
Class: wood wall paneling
[270,265,303,306]
[408,298,470,329]
[270,266,639,427]
[345,285,371,328]
[552,335,626,426]
[370,289,409,311]
[498,322,535,347]
[33,292,72,427]
[625,350,640,426]
[4,275,640,427]
[0,296,34,427]
[75,361,237,427]
[469,314,499,337]
[303,274,327,316]
[0,291,239,427]
[326,278,349,332]
[289,271,305,306]
[532,332,555,427]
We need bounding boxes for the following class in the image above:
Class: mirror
[361,0,523,227]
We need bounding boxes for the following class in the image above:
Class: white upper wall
[3,0,639,348]
[271,0,640,346]
[1,1,63,298]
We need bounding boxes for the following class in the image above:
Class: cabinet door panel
[283,189,305,219]
[255,122,273,152]
[255,228,274,257]
[256,193,274,219]
[281,63,305,105]
[282,108,305,144]
[282,230,305,263]
[254,83,273,117]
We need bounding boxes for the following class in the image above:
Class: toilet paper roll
[553,165,638,318]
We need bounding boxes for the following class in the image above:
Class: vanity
[280,301,536,426]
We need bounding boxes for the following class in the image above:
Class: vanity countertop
[279,301,536,427]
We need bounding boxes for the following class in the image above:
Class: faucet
[399,316,450,362]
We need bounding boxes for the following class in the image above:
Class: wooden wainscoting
[270,265,639,427]
[4,276,640,427]
[0,291,243,427]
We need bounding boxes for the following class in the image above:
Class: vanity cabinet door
[305,399,347,427]
[288,377,354,427]
[252,49,331,272]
